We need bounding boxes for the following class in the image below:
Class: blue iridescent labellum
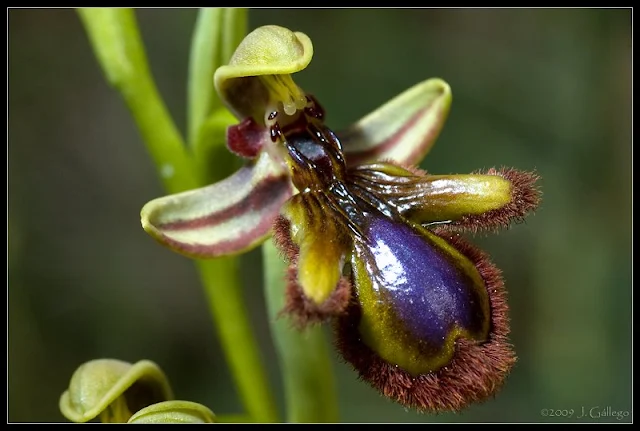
[351,214,490,376]
[336,230,515,413]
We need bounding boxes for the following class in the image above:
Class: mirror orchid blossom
[140,25,540,413]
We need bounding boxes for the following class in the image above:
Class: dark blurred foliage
[8,8,631,423]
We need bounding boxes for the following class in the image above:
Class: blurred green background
[8,8,631,423]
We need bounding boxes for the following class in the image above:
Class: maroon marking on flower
[157,209,278,258]
[227,117,268,159]
[160,176,289,232]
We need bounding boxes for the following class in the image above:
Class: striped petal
[141,152,293,258]
[339,78,452,167]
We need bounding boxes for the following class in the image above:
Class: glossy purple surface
[362,216,487,346]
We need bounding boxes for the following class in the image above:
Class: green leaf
[76,8,146,88]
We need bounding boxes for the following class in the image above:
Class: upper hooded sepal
[214,25,313,122]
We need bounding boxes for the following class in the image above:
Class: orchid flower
[59,359,216,423]
[140,25,540,413]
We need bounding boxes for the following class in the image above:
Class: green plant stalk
[77,8,278,423]
[187,8,247,149]
[196,257,278,422]
[220,8,248,68]
[216,414,256,423]
[187,8,224,148]
[193,108,241,184]
[77,8,196,195]
[262,240,339,423]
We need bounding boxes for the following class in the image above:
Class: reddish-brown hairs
[281,266,352,328]
[273,215,352,327]
[272,215,299,263]
[447,168,541,234]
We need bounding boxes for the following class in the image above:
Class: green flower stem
[196,257,279,423]
[187,8,247,149]
[262,240,339,423]
[187,8,224,148]
[77,8,278,423]
[77,8,196,195]
[220,8,248,70]
[216,414,256,423]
